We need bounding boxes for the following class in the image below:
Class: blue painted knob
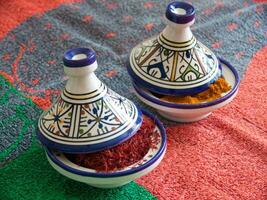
[63,47,96,68]
[165,1,195,24]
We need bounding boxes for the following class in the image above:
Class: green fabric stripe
[0,76,41,165]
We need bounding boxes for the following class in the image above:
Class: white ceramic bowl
[44,110,166,188]
[133,59,240,123]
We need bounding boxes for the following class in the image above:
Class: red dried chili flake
[66,116,160,172]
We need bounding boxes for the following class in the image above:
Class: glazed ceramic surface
[37,48,142,153]
[45,110,167,188]
[127,1,221,96]
[133,59,240,122]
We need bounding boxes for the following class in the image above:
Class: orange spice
[160,77,231,104]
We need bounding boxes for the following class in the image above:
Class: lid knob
[63,47,96,68]
[165,1,195,24]
[63,48,100,94]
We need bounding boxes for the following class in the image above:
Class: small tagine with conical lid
[127,1,221,96]
[37,48,142,153]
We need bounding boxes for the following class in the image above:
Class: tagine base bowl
[46,151,165,189]
[44,110,166,189]
[133,58,240,123]
[158,111,211,123]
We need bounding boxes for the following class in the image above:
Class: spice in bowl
[66,116,160,172]
[160,77,231,104]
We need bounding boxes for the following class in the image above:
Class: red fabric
[253,0,267,3]
[0,0,79,40]
[137,46,267,199]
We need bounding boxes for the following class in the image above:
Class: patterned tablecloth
[0,0,266,199]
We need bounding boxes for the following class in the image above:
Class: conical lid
[127,1,221,96]
[37,48,142,153]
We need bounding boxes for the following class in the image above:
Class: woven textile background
[0,0,266,199]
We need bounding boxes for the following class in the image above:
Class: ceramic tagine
[127,1,240,122]
[37,48,166,188]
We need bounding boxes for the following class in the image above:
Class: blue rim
[63,48,96,68]
[45,109,167,178]
[37,106,143,153]
[126,58,222,96]
[165,1,195,24]
[133,58,240,109]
